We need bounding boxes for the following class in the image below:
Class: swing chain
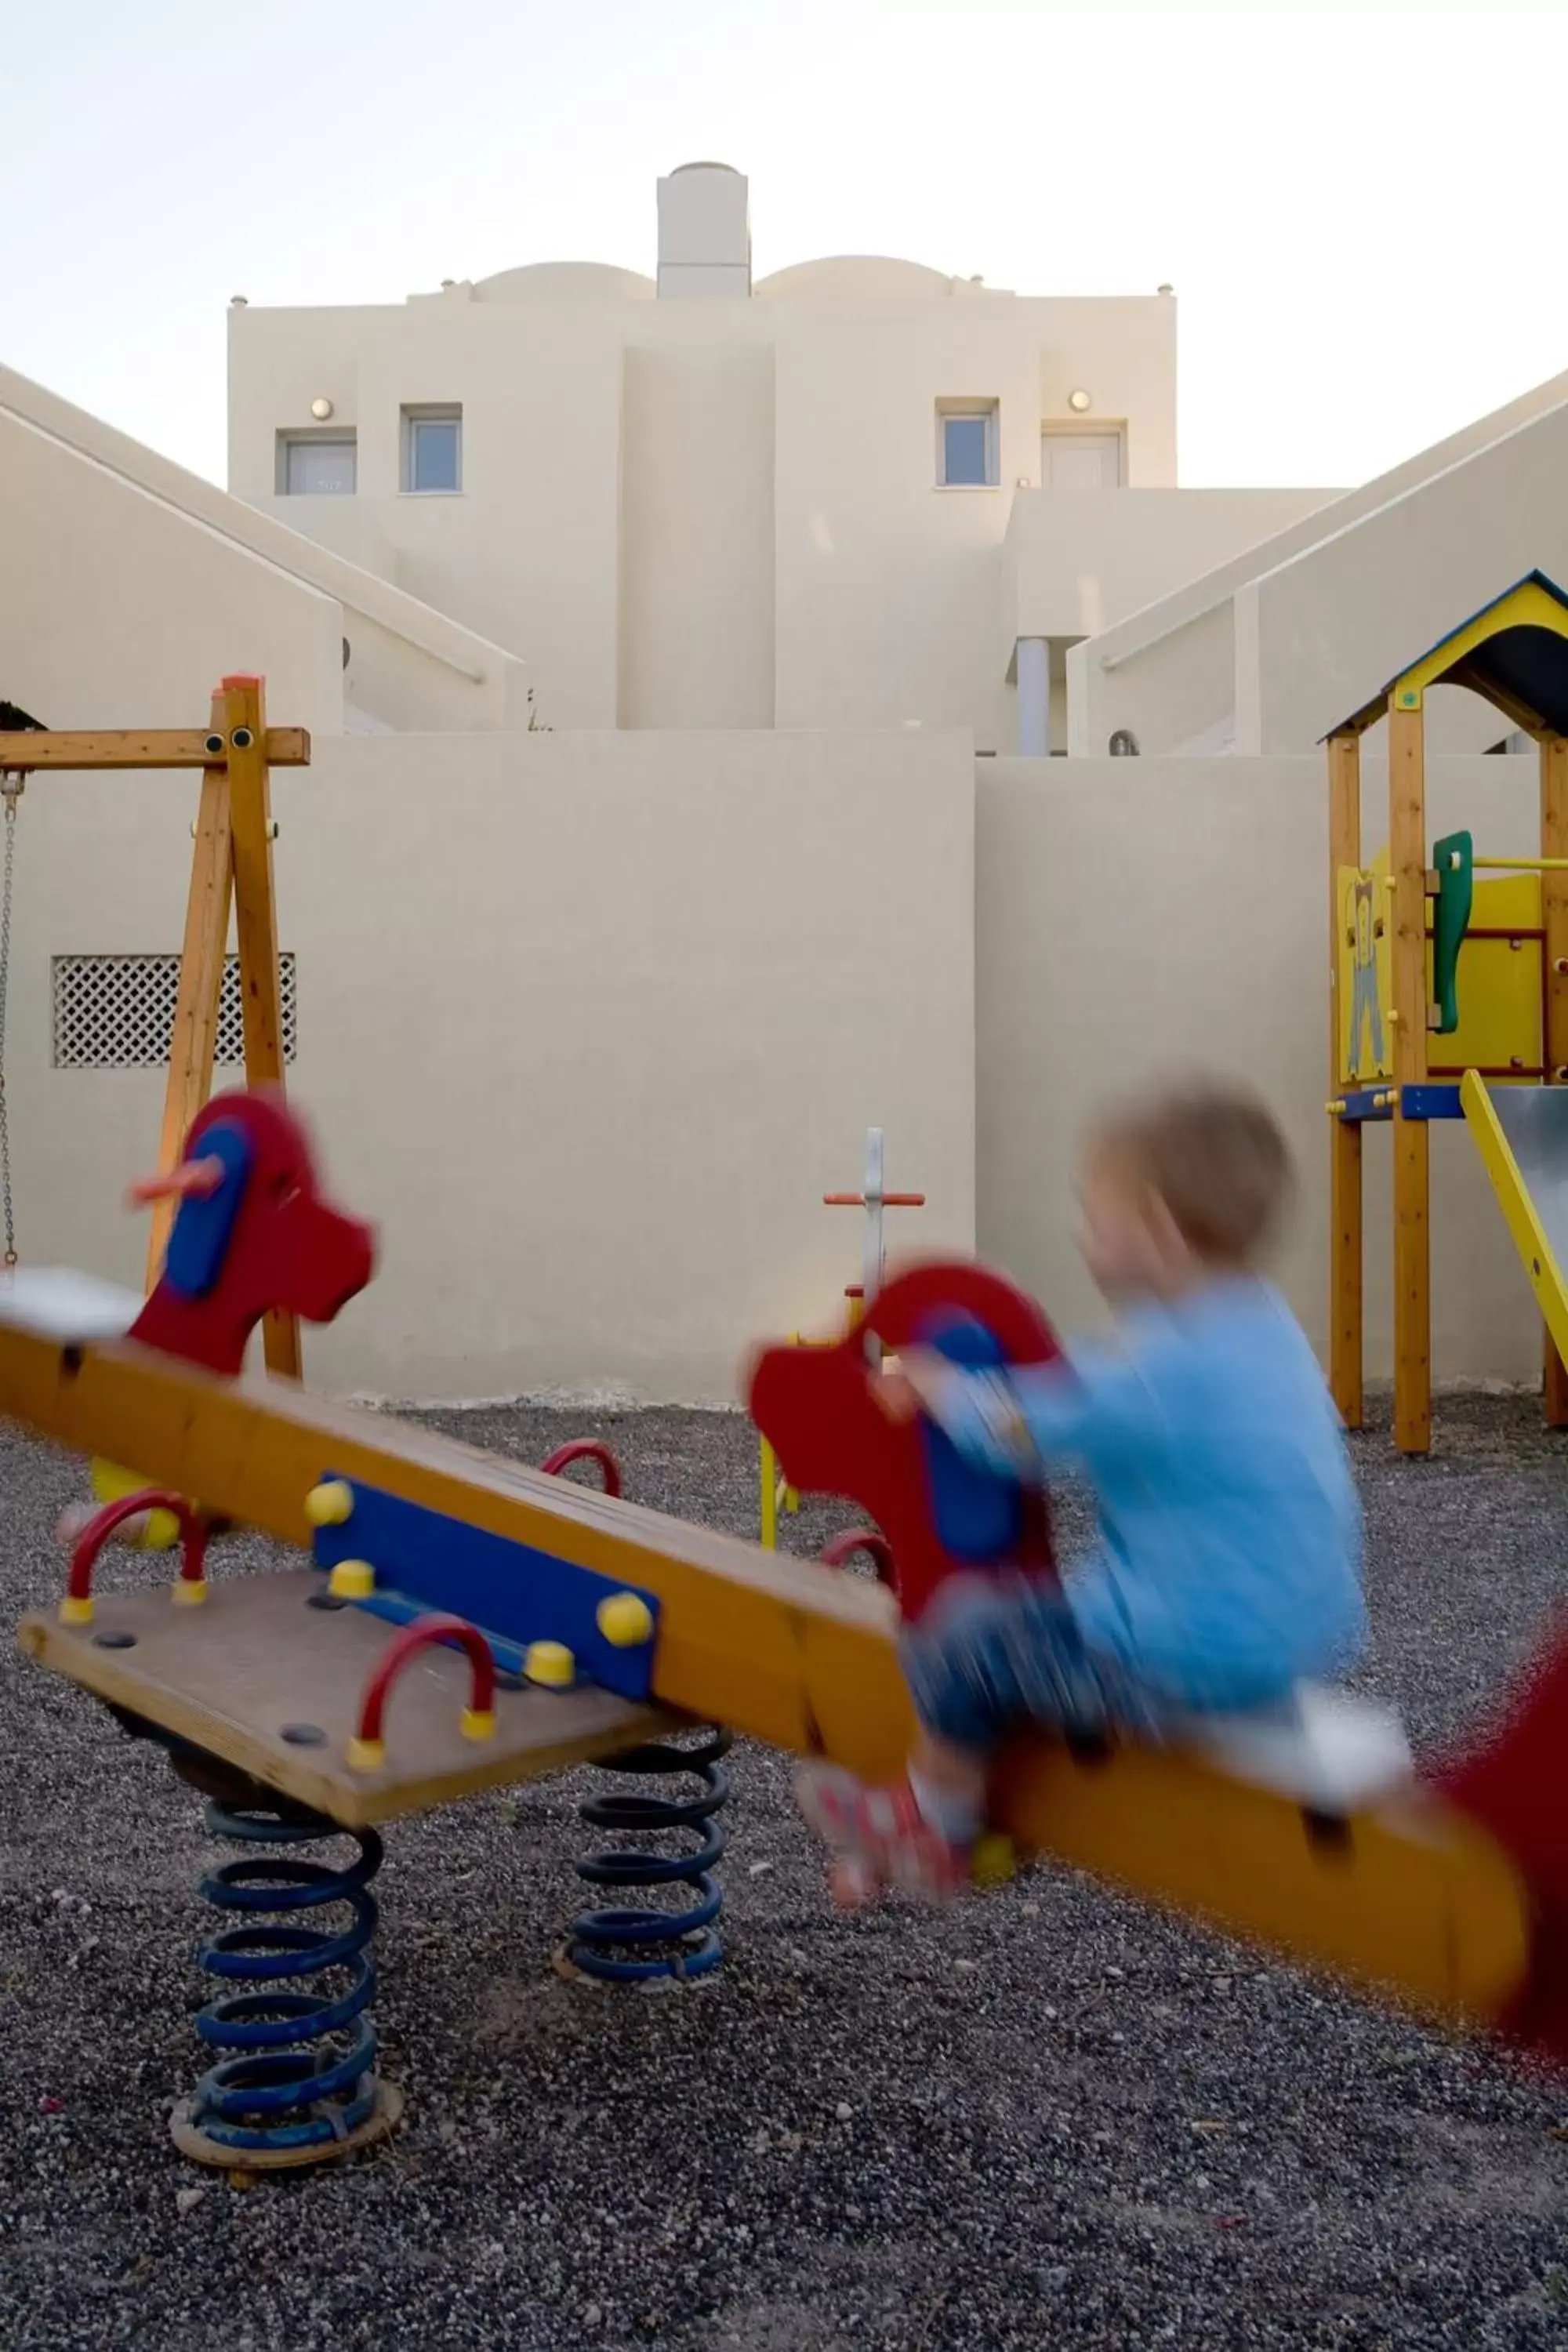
[0,771,23,1269]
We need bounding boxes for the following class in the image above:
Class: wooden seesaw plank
[0,1312,1532,2031]
[0,1320,915,1773]
[19,1570,673,1826]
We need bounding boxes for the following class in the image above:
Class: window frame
[275,430,358,495]
[935,400,999,489]
[401,405,463,495]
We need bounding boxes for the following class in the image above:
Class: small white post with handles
[823,1127,926,1360]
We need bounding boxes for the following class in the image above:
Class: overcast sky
[8,2,1563,492]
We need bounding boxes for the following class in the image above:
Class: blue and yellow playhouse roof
[1333,571,1568,739]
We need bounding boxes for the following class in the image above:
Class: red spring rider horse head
[748,1258,1060,1623]
[129,1089,375,1377]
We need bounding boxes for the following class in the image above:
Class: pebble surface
[4,1392,1568,2350]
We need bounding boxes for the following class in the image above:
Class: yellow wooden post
[1541,733,1568,1425]
[146,690,234,1290]
[1390,699,1432,1454]
[1327,731,1363,1427]
[222,675,299,1379]
[759,1437,779,1548]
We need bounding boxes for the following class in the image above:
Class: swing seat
[0,1264,143,1343]
[1182,1682,1413,1813]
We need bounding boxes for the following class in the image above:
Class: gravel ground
[5,1392,1568,2352]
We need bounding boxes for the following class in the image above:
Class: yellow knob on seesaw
[597,1592,655,1648]
[306,1479,354,1528]
[328,1559,376,1600]
[971,1832,1017,1889]
[526,1640,576,1688]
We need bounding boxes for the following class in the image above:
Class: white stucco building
[227,163,1334,753]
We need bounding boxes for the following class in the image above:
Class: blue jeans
[900,1573,1171,1753]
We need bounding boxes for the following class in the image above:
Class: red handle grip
[538,1440,623,1497]
[66,1490,208,1613]
[822,1192,927,1207]
[126,1155,227,1209]
[818,1528,897,1585]
[354,1614,497,1751]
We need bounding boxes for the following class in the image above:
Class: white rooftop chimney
[657,163,750,299]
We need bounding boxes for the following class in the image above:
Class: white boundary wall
[978,755,1546,1382]
[6,736,1550,1400]
[6,731,975,1401]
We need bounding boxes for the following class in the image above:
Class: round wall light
[1068,388,1092,414]
[310,396,335,422]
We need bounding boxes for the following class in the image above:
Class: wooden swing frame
[0,676,310,1374]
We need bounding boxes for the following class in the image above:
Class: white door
[1041,430,1122,488]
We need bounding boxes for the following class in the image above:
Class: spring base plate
[169,2079,404,2176]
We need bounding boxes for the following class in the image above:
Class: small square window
[403,407,463,493]
[278,433,356,495]
[938,403,997,488]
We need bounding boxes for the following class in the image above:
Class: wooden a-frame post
[1327,730,1363,1428]
[1388,698,1432,1454]
[0,680,310,1380]
[148,676,299,1376]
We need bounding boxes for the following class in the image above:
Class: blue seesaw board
[311,1475,661,1703]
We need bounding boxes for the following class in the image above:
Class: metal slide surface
[1461,1074,1568,1365]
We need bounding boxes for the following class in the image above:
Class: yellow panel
[1435,871,1542,1075]
[1337,855,1394,1084]
[1461,1072,1568,1366]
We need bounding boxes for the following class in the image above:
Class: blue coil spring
[570,1727,732,1983]
[190,1799,383,2155]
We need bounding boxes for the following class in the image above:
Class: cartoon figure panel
[1337,855,1394,1085]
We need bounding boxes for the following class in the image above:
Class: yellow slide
[1461,1072,1568,1365]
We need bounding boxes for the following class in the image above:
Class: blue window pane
[410,416,461,492]
[943,415,989,485]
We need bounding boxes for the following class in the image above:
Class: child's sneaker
[795,1762,971,1907]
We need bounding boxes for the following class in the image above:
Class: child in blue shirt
[797,1080,1367,1906]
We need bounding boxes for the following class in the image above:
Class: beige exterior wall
[1006,489,1335,739]
[1239,402,1568,751]
[9,730,975,1403]
[977,755,1546,1383]
[1071,367,1568,758]
[619,339,775,728]
[1004,485,1333,663]
[1068,601,1237,760]
[2,401,339,734]
[229,223,1195,748]
[1,363,527,736]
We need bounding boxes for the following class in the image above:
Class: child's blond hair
[1092,1080,1293,1267]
